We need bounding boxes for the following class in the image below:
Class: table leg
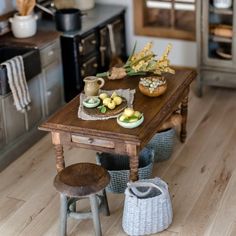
[54,144,65,172]
[126,144,139,181]
[180,89,189,143]
[52,132,65,172]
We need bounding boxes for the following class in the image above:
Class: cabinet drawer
[202,70,236,86]
[71,135,115,148]
[78,32,97,57]
[40,41,60,67]
[81,56,98,77]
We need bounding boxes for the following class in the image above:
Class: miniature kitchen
[0,1,236,236]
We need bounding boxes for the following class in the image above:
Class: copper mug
[83,76,105,96]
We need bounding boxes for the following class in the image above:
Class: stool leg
[60,194,68,236]
[89,194,102,236]
[102,189,110,216]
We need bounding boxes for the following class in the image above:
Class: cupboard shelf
[209,6,233,15]
[209,35,232,43]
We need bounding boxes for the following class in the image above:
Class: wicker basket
[146,128,176,162]
[96,148,154,193]
[122,177,173,236]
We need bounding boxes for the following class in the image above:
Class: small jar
[9,13,38,38]
[213,0,232,9]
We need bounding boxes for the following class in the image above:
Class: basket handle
[127,181,164,198]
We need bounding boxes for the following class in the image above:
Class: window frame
[133,0,196,41]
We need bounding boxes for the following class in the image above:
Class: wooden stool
[54,163,110,236]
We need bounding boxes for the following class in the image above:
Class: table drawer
[71,135,115,148]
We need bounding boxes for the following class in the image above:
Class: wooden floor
[1,84,236,236]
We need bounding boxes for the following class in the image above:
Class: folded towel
[1,56,31,112]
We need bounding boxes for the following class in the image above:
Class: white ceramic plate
[83,97,100,108]
[117,115,144,129]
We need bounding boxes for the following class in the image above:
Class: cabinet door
[26,76,43,130]
[99,17,126,70]
[0,100,5,148]
[81,56,98,78]
[2,94,25,143]
[78,32,97,57]
[44,60,64,116]
[202,0,234,68]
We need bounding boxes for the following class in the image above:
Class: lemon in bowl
[117,108,144,129]
[83,97,100,108]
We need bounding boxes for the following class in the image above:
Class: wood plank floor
[1,84,236,236]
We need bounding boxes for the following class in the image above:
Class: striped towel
[1,56,31,112]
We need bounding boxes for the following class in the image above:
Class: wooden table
[39,69,196,181]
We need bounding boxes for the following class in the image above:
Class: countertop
[61,4,126,38]
[0,26,60,49]
[0,4,126,48]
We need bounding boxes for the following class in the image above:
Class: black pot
[55,8,82,32]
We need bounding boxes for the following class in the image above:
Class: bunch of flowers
[96,42,175,80]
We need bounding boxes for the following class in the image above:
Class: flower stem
[96,72,109,77]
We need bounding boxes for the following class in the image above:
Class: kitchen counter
[0,4,126,46]
[0,28,60,49]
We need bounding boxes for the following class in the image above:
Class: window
[133,0,196,41]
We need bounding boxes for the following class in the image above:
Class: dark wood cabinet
[60,4,127,102]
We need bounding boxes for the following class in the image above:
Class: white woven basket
[122,177,173,236]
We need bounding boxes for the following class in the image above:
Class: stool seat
[54,163,110,197]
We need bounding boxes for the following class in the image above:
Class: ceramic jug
[83,76,105,96]
[9,13,38,38]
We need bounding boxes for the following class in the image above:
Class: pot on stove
[36,3,85,32]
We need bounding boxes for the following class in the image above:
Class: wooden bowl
[139,83,167,97]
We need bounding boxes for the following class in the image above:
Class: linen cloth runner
[1,56,31,112]
[78,89,135,120]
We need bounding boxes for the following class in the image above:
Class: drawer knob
[93,63,98,68]
[48,50,54,56]
[91,40,96,45]
[88,138,94,144]
[79,45,84,54]
[81,69,85,76]
[46,91,52,96]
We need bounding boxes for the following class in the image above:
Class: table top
[39,69,196,147]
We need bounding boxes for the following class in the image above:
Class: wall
[0,1,15,15]
[96,0,197,67]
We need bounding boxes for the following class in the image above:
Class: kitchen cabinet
[1,75,43,142]
[60,4,126,102]
[196,0,236,96]
[27,75,44,130]
[40,39,64,116]
[0,102,5,149]
[0,39,64,170]
[2,93,26,143]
